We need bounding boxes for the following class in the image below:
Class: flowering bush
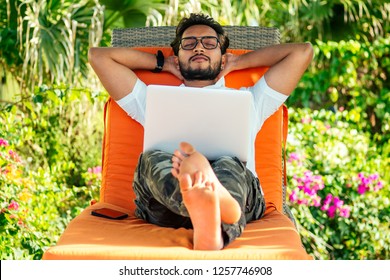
[0,85,103,259]
[286,107,389,259]
[289,170,351,219]
[288,38,390,147]
[0,136,101,259]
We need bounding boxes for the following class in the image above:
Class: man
[89,13,313,250]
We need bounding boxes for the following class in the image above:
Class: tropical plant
[101,0,167,30]
[274,0,390,42]
[146,0,390,43]
[0,0,104,97]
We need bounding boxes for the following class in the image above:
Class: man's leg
[178,171,223,250]
[172,142,242,224]
[211,156,266,247]
[172,142,265,248]
[134,143,265,249]
[133,150,192,229]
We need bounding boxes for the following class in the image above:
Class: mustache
[189,54,210,61]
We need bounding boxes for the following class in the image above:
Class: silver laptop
[143,84,253,162]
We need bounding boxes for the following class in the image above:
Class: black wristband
[151,50,164,73]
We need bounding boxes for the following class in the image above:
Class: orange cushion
[100,47,284,215]
[42,202,311,260]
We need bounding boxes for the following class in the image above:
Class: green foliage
[288,37,390,147]
[148,0,390,43]
[286,107,389,259]
[102,0,167,29]
[0,0,104,95]
[0,141,101,259]
[2,85,106,187]
[0,87,103,259]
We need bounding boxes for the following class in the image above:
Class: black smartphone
[91,208,128,220]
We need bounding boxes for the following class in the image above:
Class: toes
[179,173,192,192]
[180,142,196,155]
[193,171,203,185]
[172,161,180,170]
[171,167,179,178]
[173,149,186,161]
[209,181,216,191]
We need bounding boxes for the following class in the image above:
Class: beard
[179,59,222,81]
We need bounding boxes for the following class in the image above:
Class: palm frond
[12,0,104,94]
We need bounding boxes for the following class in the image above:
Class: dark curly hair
[170,13,229,55]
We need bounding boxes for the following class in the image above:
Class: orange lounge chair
[42,26,311,260]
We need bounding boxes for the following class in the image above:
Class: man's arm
[88,48,182,100]
[220,43,313,96]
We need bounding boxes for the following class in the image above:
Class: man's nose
[193,41,205,52]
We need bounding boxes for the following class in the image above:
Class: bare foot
[179,171,223,250]
[171,142,241,225]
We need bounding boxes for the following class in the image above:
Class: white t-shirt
[116,76,288,176]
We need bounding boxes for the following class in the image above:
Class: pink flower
[374,181,384,191]
[297,198,308,205]
[312,196,322,207]
[304,186,316,196]
[8,200,19,211]
[357,184,369,195]
[313,175,323,181]
[369,174,379,181]
[321,203,330,211]
[0,138,9,147]
[324,193,333,205]
[339,206,351,218]
[288,152,300,163]
[361,177,370,185]
[289,189,299,202]
[8,150,22,162]
[327,205,337,218]
[333,196,344,208]
[356,172,384,194]
[88,166,102,174]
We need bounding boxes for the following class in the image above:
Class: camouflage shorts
[133,150,265,247]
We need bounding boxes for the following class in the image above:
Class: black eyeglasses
[180,36,220,50]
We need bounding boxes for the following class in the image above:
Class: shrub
[2,84,106,187]
[0,135,101,259]
[0,85,104,259]
[288,37,390,147]
[286,107,389,259]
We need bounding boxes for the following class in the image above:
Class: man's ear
[174,56,180,70]
[221,54,226,70]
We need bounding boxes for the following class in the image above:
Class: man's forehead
[182,25,218,37]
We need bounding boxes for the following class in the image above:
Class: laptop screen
[143,84,253,161]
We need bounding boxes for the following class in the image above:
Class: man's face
[177,25,225,81]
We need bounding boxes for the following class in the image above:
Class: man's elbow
[88,47,99,67]
[88,47,108,69]
[301,42,314,65]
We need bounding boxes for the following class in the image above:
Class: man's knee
[137,150,172,171]
[212,156,246,171]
